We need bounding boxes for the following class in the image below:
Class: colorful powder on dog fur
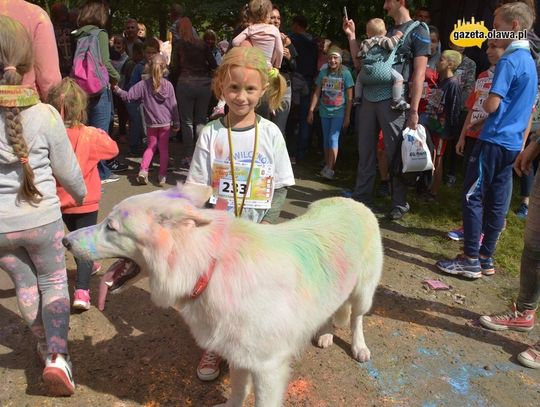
[287,378,312,401]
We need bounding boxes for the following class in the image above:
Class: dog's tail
[332,302,352,328]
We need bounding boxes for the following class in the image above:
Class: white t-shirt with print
[187,116,295,223]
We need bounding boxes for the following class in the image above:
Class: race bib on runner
[321,76,344,107]
[470,76,492,124]
[209,160,274,209]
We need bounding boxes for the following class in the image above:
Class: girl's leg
[156,126,171,178]
[327,116,344,170]
[140,128,159,172]
[0,247,45,346]
[320,116,332,169]
[62,212,99,290]
[0,219,69,354]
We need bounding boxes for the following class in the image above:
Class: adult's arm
[407,55,428,130]
[343,17,361,71]
[32,14,61,99]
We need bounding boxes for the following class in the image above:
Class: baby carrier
[358,21,427,102]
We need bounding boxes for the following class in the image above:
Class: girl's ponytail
[150,54,169,93]
[4,107,42,203]
[266,68,287,112]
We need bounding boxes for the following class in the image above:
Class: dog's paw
[352,345,371,362]
[317,333,334,348]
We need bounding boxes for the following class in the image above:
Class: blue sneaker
[436,256,482,279]
[341,190,354,199]
[480,257,495,276]
[447,226,464,241]
[516,203,528,220]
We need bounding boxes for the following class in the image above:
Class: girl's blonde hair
[47,77,88,125]
[247,0,273,24]
[0,16,42,204]
[212,47,286,112]
[149,53,169,92]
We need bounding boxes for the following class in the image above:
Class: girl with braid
[0,16,86,396]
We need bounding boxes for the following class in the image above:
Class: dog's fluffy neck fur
[147,209,252,308]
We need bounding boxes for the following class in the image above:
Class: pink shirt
[0,0,61,100]
[232,23,283,68]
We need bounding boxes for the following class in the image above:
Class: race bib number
[218,179,252,198]
[471,110,487,125]
[210,160,274,209]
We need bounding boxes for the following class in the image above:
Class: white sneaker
[158,176,167,187]
[322,167,335,180]
[101,174,120,184]
[137,171,148,185]
[42,353,75,396]
[197,351,221,381]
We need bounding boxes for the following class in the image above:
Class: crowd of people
[0,0,540,399]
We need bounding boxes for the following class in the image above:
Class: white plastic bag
[401,125,433,173]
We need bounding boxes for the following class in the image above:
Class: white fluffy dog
[63,184,383,407]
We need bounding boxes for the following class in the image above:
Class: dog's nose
[62,237,72,250]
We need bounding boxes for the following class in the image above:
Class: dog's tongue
[98,259,141,311]
[98,268,116,311]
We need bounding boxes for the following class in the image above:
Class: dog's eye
[106,221,117,231]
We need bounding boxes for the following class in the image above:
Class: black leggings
[63,211,98,290]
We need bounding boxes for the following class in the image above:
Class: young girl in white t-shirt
[186,46,295,381]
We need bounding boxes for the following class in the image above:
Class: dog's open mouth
[98,259,140,310]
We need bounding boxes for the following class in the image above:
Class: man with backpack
[343,0,430,220]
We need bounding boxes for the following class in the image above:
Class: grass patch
[384,182,526,277]
[315,135,527,277]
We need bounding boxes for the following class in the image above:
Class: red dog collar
[190,258,217,299]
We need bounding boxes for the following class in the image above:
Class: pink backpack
[71,29,109,96]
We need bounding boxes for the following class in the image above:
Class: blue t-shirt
[480,48,538,151]
[315,67,354,118]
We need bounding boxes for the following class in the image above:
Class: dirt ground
[1,155,540,407]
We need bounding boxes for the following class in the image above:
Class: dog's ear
[178,183,213,208]
[157,208,211,229]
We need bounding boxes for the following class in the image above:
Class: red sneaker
[518,341,540,369]
[479,304,535,332]
[196,351,221,381]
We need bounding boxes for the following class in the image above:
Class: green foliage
[32,0,430,42]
